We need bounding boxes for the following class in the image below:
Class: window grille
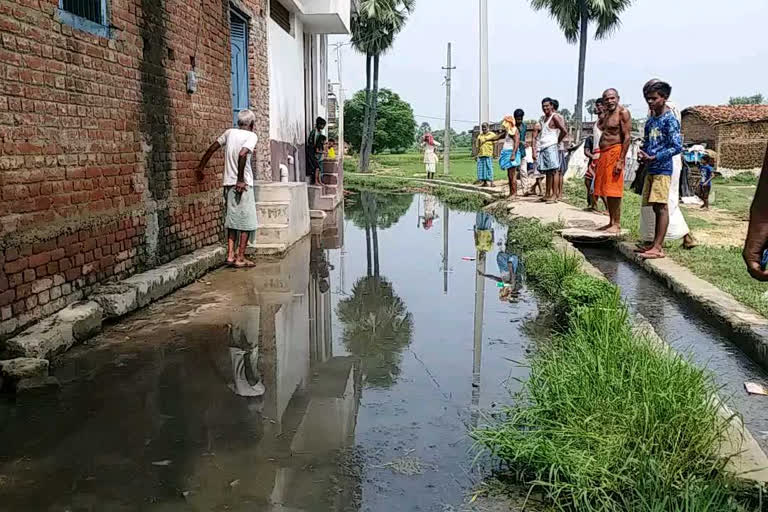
[270,0,291,33]
[61,0,105,25]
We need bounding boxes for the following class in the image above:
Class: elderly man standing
[197,110,260,268]
[594,88,632,233]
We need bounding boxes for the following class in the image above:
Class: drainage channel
[579,246,768,452]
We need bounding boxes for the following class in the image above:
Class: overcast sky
[330,0,768,131]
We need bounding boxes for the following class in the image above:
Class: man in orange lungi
[594,88,632,233]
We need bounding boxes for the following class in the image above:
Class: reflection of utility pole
[478,0,489,124]
[472,248,486,426]
[442,42,455,176]
[331,41,347,160]
[442,203,449,294]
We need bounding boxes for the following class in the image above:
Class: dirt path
[682,204,748,247]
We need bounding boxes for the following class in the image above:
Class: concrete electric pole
[479,0,489,124]
[442,42,455,176]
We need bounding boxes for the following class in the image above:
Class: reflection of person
[476,123,502,187]
[636,81,683,260]
[422,133,441,180]
[306,117,327,186]
[327,138,337,160]
[479,250,523,303]
[196,109,260,268]
[421,195,438,230]
[743,146,768,280]
[310,245,332,293]
[595,88,632,234]
[499,115,521,198]
[228,309,265,397]
[474,212,494,253]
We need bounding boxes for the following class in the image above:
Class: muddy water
[582,247,768,452]
[0,193,537,511]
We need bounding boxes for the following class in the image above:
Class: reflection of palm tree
[337,276,413,388]
[346,191,412,276]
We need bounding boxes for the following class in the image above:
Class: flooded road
[0,193,537,511]
[582,246,768,452]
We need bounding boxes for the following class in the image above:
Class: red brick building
[0,0,284,340]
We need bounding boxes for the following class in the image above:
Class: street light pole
[442,42,455,176]
[479,0,489,124]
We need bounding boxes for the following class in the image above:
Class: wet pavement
[582,246,768,452]
[0,193,539,511]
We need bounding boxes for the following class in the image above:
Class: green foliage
[504,217,557,254]
[558,272,620,317]
[344,190,413,230]
[530,0,635,43]
[431,186,487,212]
[473,255,757,510]
[585,98,597,120]
[344,88,416,153]
[728,94,765,106]
[523,249,582,298]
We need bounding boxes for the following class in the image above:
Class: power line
[414,114,477,125]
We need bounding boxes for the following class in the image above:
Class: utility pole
[442,42,455,176]
[479,0,489,124]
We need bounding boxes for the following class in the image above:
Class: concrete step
[255,201,290,226]
[254,224,291,244]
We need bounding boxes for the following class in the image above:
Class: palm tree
[337,275,413,388]
[530,0,634,140]
[350,0,415,172]
[585,98,597,121]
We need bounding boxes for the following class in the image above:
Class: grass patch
[472,226,761,511]
[711,186,755,220]
[714,172,758,186]
[666,244,768,318]
[366,150,480,184]
[504,217,559,254]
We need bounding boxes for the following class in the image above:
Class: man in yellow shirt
[476,123,502,187]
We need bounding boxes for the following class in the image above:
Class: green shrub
[523,249,582,298]
[473,288,755,511]
[504,217,557,254]
[558,272,620,317]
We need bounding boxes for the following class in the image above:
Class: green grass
[712,186,755,220]
[473,244,761,511]
[362,149,482,184]
[714,172,758,186]
[666,244,768,318]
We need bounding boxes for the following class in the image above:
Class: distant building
[682,105,768,171]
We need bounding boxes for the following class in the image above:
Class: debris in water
[373,452,437,476]
[461,257,475,261]
[229,479,240,488]
[745,382,768,395]
[151,460,172,466]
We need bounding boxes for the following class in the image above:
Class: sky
[330,0,768,131]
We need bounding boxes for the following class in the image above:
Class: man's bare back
[599,105,630,150]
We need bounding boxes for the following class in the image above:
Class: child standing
[699,155,715,209]
[422,133,440,179]
[637,80,683,260]
[476,123,502,187]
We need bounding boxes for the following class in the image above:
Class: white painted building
[267,0,351,181]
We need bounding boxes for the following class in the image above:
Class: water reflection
[0,214,363,511]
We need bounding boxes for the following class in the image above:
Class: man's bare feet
[634,242,652,253]
[596,224,612,231]
[638,248,665,259]
[604,225,621,234]
[234,258,257,268]
[682,235,698,250]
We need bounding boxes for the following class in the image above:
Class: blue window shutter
[230,13,249,126]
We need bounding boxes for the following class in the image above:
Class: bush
[504,217,558,254]
[523,249,582,298]
[558,272,620,317]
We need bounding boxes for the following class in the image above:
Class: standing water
[0,193,537,511]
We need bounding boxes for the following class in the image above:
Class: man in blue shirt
[637,80,682,260]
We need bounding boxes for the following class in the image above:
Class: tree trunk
[371,196,380,276]
[359,52,372,172]
[574,1,589,142]
[361,53,380,172]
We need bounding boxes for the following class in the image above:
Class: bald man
[594,88,632,233]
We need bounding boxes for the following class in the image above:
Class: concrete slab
[495,197,607,230]
[560,227,628,242]
[93,246,226,317]
[4,315,75,359]
[616,241,768,371]
[57,301,103,341]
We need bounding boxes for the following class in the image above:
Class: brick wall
[681,113,717,148]
[718,122,768,170]
[0,0,270,340]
